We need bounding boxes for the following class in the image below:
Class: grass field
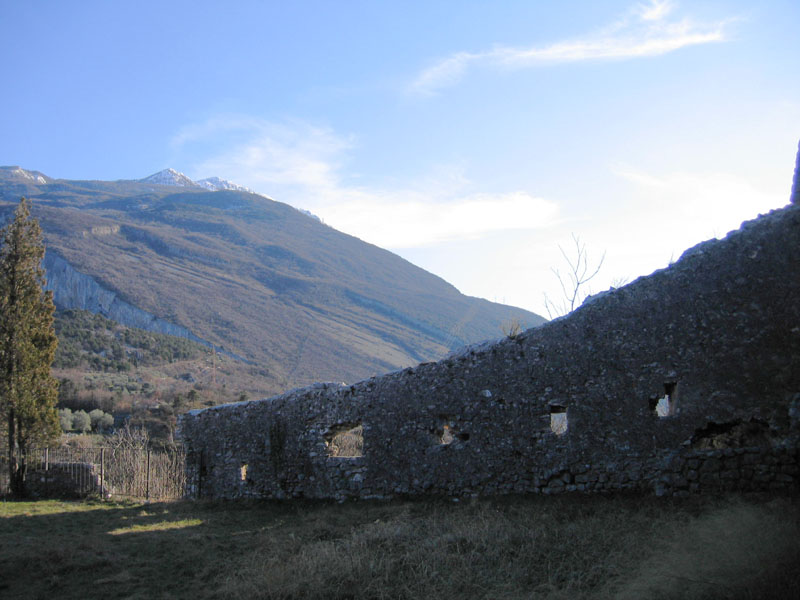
[1,494,798,599]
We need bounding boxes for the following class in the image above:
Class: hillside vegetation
[55,309,207,372]
[53,309,274,443]
[1,494,797,599]
[0,167,545,393]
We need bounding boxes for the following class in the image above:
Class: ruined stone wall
[178,204,800,500]
[792,139,800,205]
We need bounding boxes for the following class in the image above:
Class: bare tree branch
[543,234,605,319]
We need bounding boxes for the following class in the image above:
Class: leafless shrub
[104,425,185,500]
[543,233,605,319]
[501,317,523,339]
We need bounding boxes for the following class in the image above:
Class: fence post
[100,448,105,500]
[146,448,151,502]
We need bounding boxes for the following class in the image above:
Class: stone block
[699,458,722,472]
[699,472,720,485]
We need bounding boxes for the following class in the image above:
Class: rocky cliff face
[44,251,212,349]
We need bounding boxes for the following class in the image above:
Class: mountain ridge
[0,167,546,396]
[138,168,256,194]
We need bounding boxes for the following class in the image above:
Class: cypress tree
[0,198,59,497]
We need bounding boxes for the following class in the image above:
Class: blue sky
[2,0,798,316]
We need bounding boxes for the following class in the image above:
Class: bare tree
[543,234,605,319]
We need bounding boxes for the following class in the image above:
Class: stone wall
[25,462,105,499]
[792,139,800,205]
[178,204,800,500]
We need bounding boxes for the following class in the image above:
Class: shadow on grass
[0,493,798,600]
[0,498,307,600]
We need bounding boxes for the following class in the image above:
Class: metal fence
[0,445,186,501]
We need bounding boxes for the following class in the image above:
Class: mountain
[139,168,199,188]
[0,167,546,396]
[0,166,52,187]
[195,176,255,194]
[138,168,256,194]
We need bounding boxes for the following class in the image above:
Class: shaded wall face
[179,205,800,500]
[791,139,800,205]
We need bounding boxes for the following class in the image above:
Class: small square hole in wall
[654,396,670,417]
[550,405,568,435]
[432,422,469,445]
[325,423,364,458]
[440,424,454,445]
[652,382,678,417]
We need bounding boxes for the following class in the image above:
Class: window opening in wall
[653,382,678,417]
[433,422,469,445]
[239,463,248,482]
[325,423,364,458]
[440,424,454,445]
[550,405,568,435]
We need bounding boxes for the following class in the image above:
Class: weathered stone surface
[179,204,800,500]
[25,462,105,499]
[792,139,800,205]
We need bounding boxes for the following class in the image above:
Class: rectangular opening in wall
[239,463,248,482]
[325,423,364,458]
[653,382,678,417]
[550,405,568,435]
[439,424,454,445]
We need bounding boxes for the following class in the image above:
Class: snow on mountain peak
[1,166,49,184]
[195,176,254,193]
[139,168,199,188]
[139,169,259,194]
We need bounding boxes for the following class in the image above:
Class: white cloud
[323,190,558,248]
[171,116,558,249]
[409,0,731,95]
[172,117,351,193]
[636,0,674,22]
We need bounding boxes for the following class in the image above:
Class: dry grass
[0,494,797,599]
[325,424,364,458]
[612,498,800,600]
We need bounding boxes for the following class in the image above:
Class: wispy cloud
[636,0,674,22]
[171,116,558,248]
[172,117,351,192]
[410,0,731,96]
[321,190,557,248]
